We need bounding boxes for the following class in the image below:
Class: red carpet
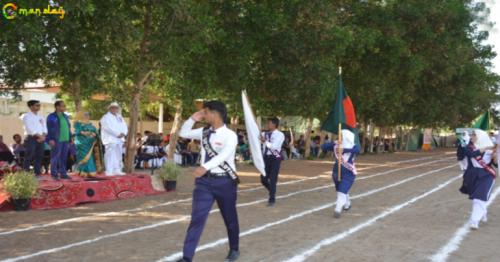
[0,174,164,211]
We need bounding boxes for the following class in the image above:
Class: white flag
[242,90,266,176]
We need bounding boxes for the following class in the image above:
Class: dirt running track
[1,149,499,262]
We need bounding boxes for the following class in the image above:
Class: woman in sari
[74,111,102,176]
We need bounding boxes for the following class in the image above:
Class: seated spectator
[296,135,306,155]
[0,135,15,164]
[238,139,250,161]
[11,134,25,164]
[282,136,291,160]
[187,139,200,166]
[136,135,167,169]
[290,146,302,159]
[142,142,167,168]
[310,136,320,157]
[177,139,192,166]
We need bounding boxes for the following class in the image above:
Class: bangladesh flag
[472,111,491,131]
[321,73,357,135]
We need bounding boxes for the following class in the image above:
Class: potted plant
[3,171,39,211]
[158,162,181,191]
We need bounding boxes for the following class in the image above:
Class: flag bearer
[323,129,360,218]
[176,101,240,262]
[260,117,285,206]
[459,129,496,230]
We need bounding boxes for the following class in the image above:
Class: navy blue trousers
[261,155,282,202]
[332,163,356,194]
[50,141,69,177]
[23,136,45,175]
[182,176,239,261]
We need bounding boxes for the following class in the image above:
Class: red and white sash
[334,144,357,175]
[469,145,496,178]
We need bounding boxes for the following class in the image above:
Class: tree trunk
[304,118,313,158]
[70,78,82,112]
[318,130,326,158]
[361,119,368,154]
[168,101,183,161]
[124,91,141,173]
[158,103,164,134]
[230,116,239,131]
[368,119,375,153]
[123,1,153,173]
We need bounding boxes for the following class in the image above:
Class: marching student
[323,129,360,218]
[457,131,470,171]
[176,101,240,262]
[460,129,496,230]
[260,117,285,206]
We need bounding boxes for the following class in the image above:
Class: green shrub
[3,171,39,199]
[158,162,182,181]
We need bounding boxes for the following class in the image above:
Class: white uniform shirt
[261,129,285,156]
[179,118,237,173]
[22,111,47,136]
[100,112,128,145]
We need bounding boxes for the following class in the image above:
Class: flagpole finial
[339,66,342,75]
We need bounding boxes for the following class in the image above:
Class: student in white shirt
[100,102,128,176]
[260,117,285,206]
[176,101,240,262]
[22,100,47,176]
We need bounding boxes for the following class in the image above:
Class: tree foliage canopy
[1,0,498,129]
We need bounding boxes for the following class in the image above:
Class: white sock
[335,192,346,213]
[470,199,486,226]
[344,194,351,208]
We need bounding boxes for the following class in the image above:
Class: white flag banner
[242,90,266,176]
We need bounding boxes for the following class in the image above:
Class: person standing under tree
[260,117,285,206]
[46,101,72,180]
[176,101,240,262]
[74,111,102,176]
[100,102,128,176]
[22,100,47,176]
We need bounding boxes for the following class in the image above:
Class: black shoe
[334,210,341,218]
[51,175,60,181]
[343,204,351,211]
[225,250,240,262]
[267,201,275,207]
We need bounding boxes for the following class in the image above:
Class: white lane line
[282,175,462,262]
[0,156,451,237]
[429,186,500,262]
[157,164,456,262]
[0,161,454,262]
[0,173,319,237]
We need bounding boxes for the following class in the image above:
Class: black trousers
[23,136,45,175]
[260,155,282,202]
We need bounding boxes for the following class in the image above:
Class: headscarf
[341,129,355,149]
[472,129,494,149]
[461,131,470,146]
[74,111,90,123]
